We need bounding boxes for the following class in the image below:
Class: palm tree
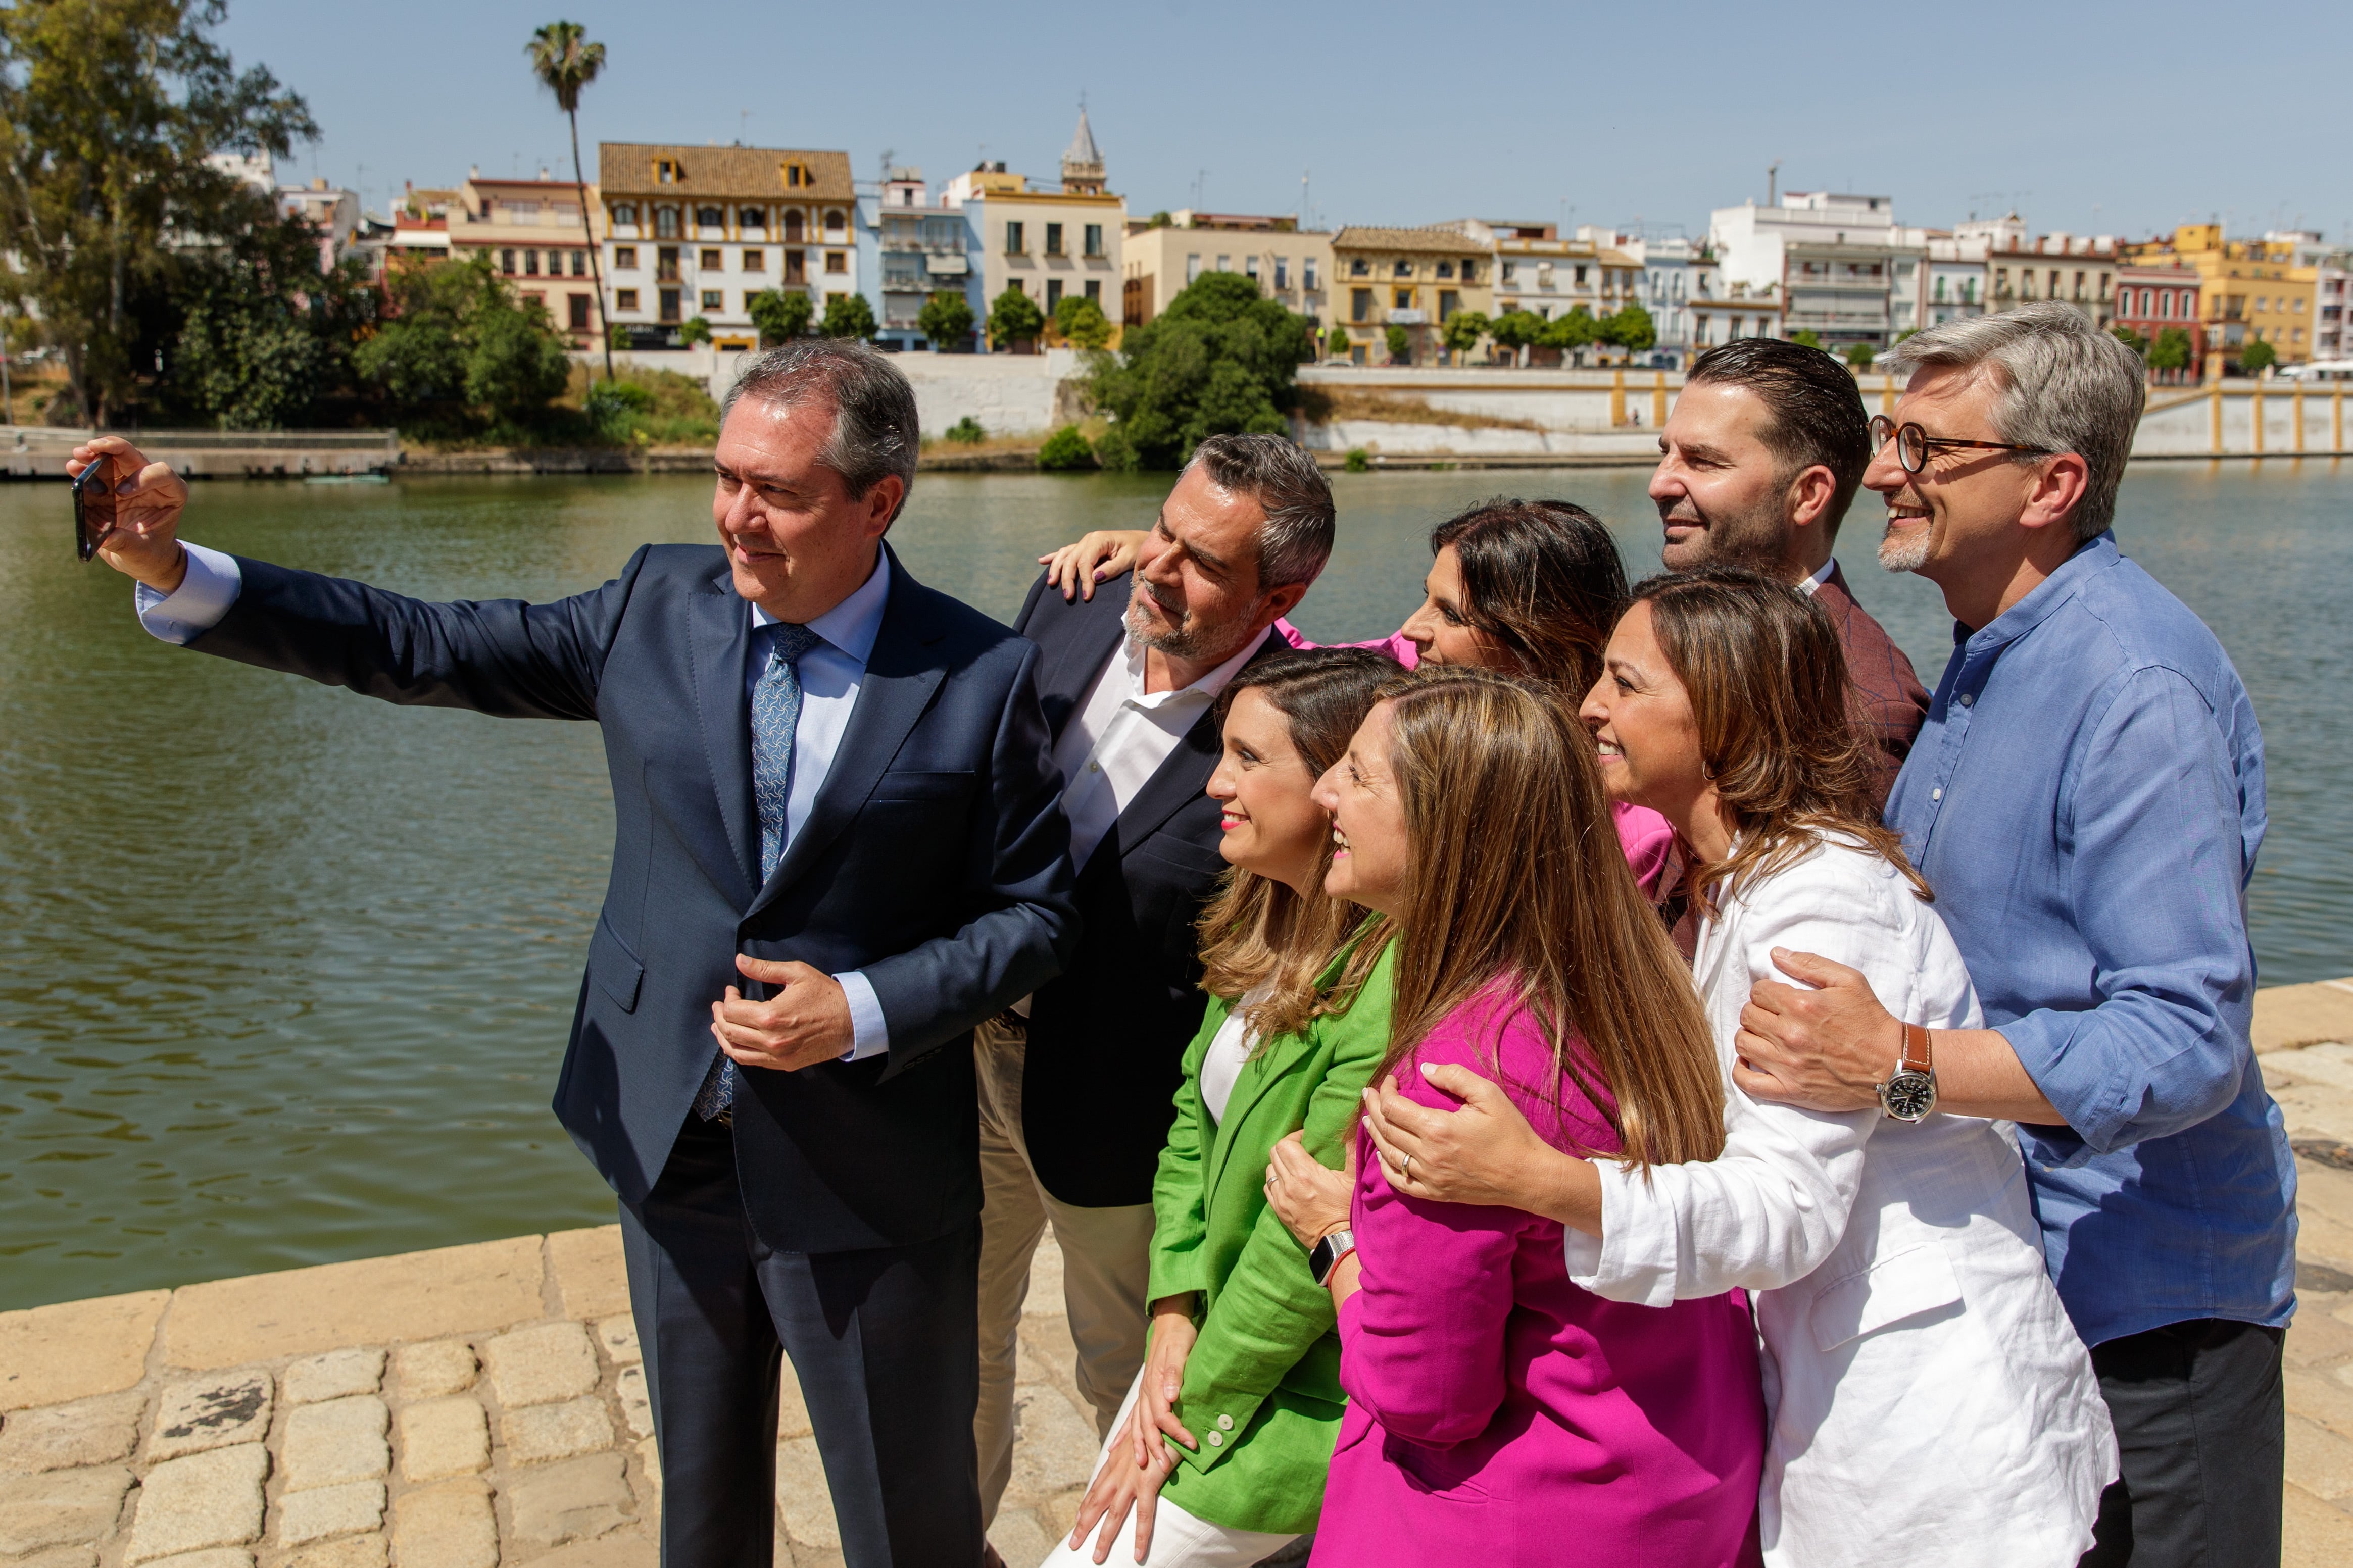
[526,21,613,380]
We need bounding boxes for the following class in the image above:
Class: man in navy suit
[77,340,1079,1566]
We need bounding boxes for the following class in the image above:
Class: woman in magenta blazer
[1268,666,1763,1566]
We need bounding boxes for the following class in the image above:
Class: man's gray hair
[1182,433,1336,588]
[721,339,921,523]
[1882,302,2146,541]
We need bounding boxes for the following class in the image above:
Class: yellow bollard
[1652,371,1668,429]
[2251,387,2264,455]
[1881,374,1896,415]
[2211,384,2224,454]
[1610,369,1627,428]
[2336,388,2345,454]
[2294,388,2306,453]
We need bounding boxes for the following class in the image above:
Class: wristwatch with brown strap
[1875,1021,1939,1122]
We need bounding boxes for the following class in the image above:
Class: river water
[4,462,2348,1310]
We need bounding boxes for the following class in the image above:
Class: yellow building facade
[1329,226,1494,364]
[2126,225,2318,368]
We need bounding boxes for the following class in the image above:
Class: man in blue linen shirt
[1735,303,2296,1567]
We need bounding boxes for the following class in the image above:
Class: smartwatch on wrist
[1308,1227,1356,1286]
[1875,1021,1938,1122]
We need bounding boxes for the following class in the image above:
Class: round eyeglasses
[1869,414,2057,474]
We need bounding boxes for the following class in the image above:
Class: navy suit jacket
[1012,572,1289,1207]
[188,542,1079,1253]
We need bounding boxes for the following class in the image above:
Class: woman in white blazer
[1342,569,2115,1567]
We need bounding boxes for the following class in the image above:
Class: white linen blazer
[1566,833,2116,1567]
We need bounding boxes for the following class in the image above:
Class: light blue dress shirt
[1886,531,2296,1346]
[137,542,895,1061]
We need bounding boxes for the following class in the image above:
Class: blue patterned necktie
[695,621,825,1123]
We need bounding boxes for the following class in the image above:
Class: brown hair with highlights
[1372,666,1724,1168]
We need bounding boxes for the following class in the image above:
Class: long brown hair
[1374,666,1723,1168]
[1630,567,1930,912]
[1431,497,1628,695]
[1196,648,1401,1043]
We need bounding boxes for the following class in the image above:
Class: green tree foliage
[2149,327,2193,374]
[1488,309,1544,364]
[988,286,1045,349]
[821,292,877,341]
[1385,324,1411,364]
[1603,304,1657,355]
[1441,309,1490,360]
[1843,340,1876,369]
[1036,424,1098,471]
[679,315,713,346]
[0,0,318,423]
[1343,448,1370,473]
[1325,326,1350,359]
[1146,211,1172,229]
[1788,329,1824,350]
[167,197,376,429]
[2111,326,2149,357]
[747,288,812,345]
[2240,338,2278,373]
[918,290,973,350]
[1053,293,1112,350]
[943,415,986,444]
[354,254,571,435]
[1086,271,1317,471]
[525,20,610,379]
[1539,306,1596,354]
[576,363,716,444]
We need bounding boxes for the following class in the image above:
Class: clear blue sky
[222,0,2351,246]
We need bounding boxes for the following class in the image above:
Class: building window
[1215,254,1231,272]
[739,207,766,230]
[1438,290,1460,320]
[783,163,810,188]
[611,202,638,228]
[1574,265,1588,285]
[1349,257,1368,277]
[500,248,517,274]
[655,206,679,239]
[615,246,638,270]
[1005,278,1024,295]
[1394,288,1412,310]
[524,249,540,276]
[1273,257,1289,290]
[1392,259,1412,278]
[1084,224,1104,258]
[1303,258,1318,290]
[697,207,723,229]
[659,287,680,322]
[824,251,847,274]
[1045,222,1064,256]
[1005,220,1026,255]
[656,246,679,281]
[701,290,722,310]
[1352,288,1372,323]
[1085,279,1101,302]
[701,248,722,271]
[743,249,765,272]
[655,160,677,184]
[1185,254,1200,284]
[785,250,805,284]
[1436,260,1455,280]
[1246,256,1260,282]
[1047,278,1064,311]
[824,209,845,236]
[616,288,639,311]
[783,210,805,242]
[572,250,589,276]
[569,295,591,330]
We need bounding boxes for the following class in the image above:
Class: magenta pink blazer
[1273,619,1677,896]
[1310,994,1763,1568]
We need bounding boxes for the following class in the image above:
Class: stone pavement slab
[481,1324,599,1411]
[0,1465,133,1556]
[398,1396,490,1483]
[164,1239,543,1371]
[389,1479,496,1568]
[502,1453,635,1546]
[147,1374,273,1462]
[545,1230,631,1322]
[0,1292,171,1413]
[275,1481,385,1548]
[124,1444,269,1564]
[278,1396,389,1492]
[2256,978,2353,1053]
[281,1352,383,1408]
[501,1398,614,1467]
[391,1341,477,1400]
[0,1391,144,1475]
[282,1536,383,1568]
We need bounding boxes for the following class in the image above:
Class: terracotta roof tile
[1331,225,1490,256]
[597,143,854,204]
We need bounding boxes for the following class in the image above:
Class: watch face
[1880,1070,1937,1122]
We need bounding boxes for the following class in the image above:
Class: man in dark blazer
[969,435,1336,1530]
[76,341,1079,1567]
[1649,335,1931,800]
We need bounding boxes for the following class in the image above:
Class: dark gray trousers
[2077,1316,2286,1567]
[619,1113,984,1568]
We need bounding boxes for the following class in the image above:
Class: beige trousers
[974,1014,1157,1528]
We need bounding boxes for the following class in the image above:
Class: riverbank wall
[6,977,2353,1567]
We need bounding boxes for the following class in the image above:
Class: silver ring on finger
[1400,1153,1412,1181]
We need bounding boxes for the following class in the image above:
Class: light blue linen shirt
[1886,531,2296,1346]
[137,542,894,1060]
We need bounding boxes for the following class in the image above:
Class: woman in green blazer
[1054,647,1399,1568]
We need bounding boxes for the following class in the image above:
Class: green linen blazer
[1146,939,1395,1536]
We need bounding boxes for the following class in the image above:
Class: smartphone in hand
[73,452,116,562]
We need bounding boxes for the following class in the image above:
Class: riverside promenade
[8,978,2353,1568]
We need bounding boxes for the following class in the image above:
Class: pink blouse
[1274,619,1677,898]
[1310,993,1764,1568]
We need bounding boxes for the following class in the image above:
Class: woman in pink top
[1269,667,1763,1566]
[1039,498,1677,893]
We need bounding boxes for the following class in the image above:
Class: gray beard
[1125,589,1254,665]
[1878,520,1932,573]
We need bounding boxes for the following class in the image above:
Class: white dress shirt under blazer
[1566,833,2116,1566]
